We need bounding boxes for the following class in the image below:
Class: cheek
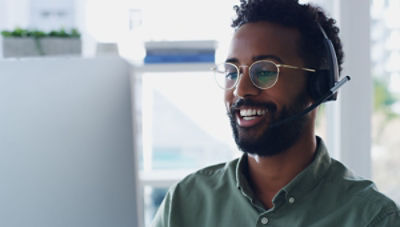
[276,74,307,101]
[224,91,234,112]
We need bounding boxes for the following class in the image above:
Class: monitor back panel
[0,57,138,227]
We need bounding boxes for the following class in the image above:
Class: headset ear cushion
[307,69,330,101]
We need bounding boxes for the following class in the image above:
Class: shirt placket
[254,190,299,227]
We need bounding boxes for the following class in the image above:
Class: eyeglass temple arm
[277,64,316,72]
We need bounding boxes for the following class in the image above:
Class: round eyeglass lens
[249,61,278,89]
[214,63,238,89]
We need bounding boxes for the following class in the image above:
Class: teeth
[243,116,256,120]
[239,108,267,117]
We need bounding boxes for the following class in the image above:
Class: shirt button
[261,217,269,225]
[288,197,295,204]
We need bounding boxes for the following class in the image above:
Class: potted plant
[1,28,82,57]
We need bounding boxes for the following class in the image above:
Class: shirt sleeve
[151,187,174,227]
[367,206,400,227]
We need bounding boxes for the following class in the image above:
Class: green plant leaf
[1,27,81,38]
[1,30,12,37]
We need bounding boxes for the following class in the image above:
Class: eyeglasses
[212,60,316,90]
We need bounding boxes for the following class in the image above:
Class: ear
[307,69,330,101]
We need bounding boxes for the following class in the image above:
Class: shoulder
[162,157,241,205]
[325,159,400,226]
[151,159,241,227]
[173,158,240,192]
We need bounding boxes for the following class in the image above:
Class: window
[133,64,238,226]
[371,0,400,204]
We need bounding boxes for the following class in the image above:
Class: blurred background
[0,0,399,226]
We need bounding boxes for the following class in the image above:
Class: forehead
[227,21,302,63]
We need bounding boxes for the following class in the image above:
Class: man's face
[225,21,312,156]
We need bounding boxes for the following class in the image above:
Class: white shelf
[133,62,215,73]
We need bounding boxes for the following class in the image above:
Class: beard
[228,93,309,156]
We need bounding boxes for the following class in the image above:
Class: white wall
[335,0,372,179]
[0,56,138,227]
[0,0,78,30]
[30,0,75,30]
[0,0,30,29]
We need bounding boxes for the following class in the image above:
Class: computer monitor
[0,57,139,227]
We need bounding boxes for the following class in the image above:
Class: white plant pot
[2,37,81,57]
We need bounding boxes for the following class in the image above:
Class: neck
[246,125,317,209]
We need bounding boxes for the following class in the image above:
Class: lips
[235,107,269,128]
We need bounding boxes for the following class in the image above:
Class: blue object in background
[144,53,215,64]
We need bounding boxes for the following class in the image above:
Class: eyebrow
[225,55,284,64]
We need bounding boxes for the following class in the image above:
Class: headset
[308,23,344,102]
[270,23,351,128]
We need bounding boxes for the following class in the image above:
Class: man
[152,0,400,226]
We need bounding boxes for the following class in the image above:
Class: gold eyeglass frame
[212,59,316,90]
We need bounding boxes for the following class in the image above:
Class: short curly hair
[232,0,344,74]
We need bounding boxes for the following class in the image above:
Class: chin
[231,112,307,157]
[236,133,290,157]
[229,92,310,157]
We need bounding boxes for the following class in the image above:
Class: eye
[252,69,277,87]
[256,70,275,81]
[226,71,238,80]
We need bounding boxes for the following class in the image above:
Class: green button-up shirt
[152,138,400,227]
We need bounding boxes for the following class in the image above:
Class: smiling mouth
[235,107,269,128]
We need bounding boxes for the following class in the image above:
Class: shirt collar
[236,151,266,210]
[235,136,332,206]
[235,153,253,196]
[281,137,332,198]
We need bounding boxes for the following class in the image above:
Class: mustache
[230,98,278,113]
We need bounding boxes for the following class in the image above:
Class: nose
[233,68,260,98]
